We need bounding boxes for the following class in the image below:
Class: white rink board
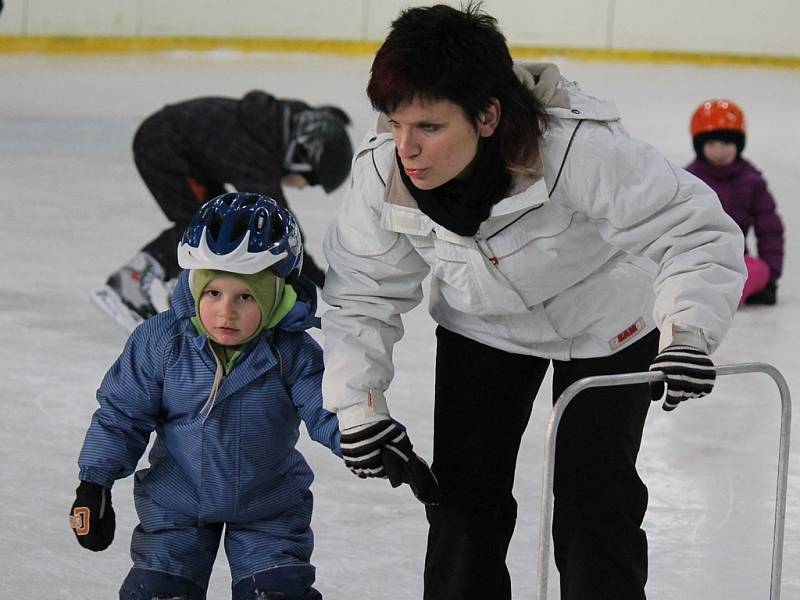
[1,0,800,57]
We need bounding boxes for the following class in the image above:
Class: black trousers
[424,326,659,600]
[133,113,227,279]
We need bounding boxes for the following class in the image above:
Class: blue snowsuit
[78,271,341,599]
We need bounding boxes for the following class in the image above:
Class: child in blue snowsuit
[69,192,341,600]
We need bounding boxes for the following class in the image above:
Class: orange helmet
[690,99,746,136]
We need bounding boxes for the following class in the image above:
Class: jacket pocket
[481,200,574,258]
[542,254,656,344]
[431,233,533,315]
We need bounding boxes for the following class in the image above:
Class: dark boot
[119,568,206,600]
[232,565,321,600]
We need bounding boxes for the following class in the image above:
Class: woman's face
[388,96,500,190]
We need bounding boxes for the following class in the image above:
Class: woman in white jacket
[322,3,746,599]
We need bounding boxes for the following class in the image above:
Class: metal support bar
[536,363,791,600]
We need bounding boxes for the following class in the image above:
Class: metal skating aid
[536,363,791,600]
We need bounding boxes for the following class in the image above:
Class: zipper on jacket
[200,347,225,421]
[474,231,499,266]
[270,339,284,379]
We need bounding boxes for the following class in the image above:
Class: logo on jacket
[609,318,645,351]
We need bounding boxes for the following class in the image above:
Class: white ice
[0,51,799,599]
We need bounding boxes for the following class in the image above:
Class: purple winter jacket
[686,158,784,283]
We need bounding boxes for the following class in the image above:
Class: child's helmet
[285,107,353,193]
[690,99,746,136]
[690,99,746,158]
[178,192,303,280]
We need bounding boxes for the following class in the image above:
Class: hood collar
[513,62,621,121]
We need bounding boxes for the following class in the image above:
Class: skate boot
[148,275,178,314]
[119,567,205,599]
[91,251,170,332]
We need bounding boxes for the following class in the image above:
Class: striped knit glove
[649,344,716,411]
[340,419,440,505]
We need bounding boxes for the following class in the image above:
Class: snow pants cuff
[119,567,206,600]
[232,564,322,600]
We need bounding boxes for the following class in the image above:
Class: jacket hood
[513,62,621,121]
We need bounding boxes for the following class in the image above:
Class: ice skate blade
[90,285,144,333]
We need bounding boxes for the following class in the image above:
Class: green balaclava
[190,268,297,346]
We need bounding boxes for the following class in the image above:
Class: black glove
[649,344,716,411]
[745,282,777,305]
[68,481,115,551]
[340,419,441,505]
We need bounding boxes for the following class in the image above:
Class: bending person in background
[686,98,784,305]
[98,91,353,329]
[320,3,746,600]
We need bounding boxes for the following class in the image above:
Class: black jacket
[149,90,310,206]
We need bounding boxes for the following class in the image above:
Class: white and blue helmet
[177,192,303,280]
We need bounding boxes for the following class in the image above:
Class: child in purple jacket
[687,99,784,305]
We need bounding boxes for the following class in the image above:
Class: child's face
[703,140,737,167]
[198,275,262,345]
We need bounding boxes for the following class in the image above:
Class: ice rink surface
[1,50,799,599]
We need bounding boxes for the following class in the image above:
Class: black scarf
[396,135,511,236]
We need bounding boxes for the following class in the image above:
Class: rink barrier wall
[2,0,800,57]
[2,35,800,69]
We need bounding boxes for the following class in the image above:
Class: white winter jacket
[322,63,746,429]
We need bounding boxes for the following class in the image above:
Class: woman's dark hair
[367,1,546,172]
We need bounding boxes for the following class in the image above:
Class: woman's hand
[340,419,441,505]
[649,345,716,411]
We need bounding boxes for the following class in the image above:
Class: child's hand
[68,481,115,551]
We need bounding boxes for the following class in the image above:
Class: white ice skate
[91,251,174,332]
[90,285,144,333]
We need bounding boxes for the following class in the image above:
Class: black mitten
[68,481,115,551]
[381,439,441,505]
